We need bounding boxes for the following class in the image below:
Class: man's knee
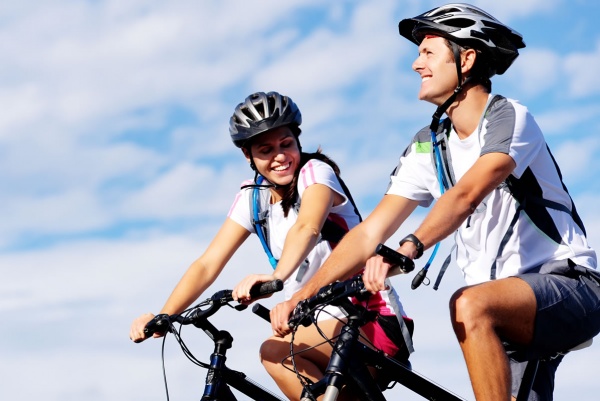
[450,286,480,320]
[449,286,493,337]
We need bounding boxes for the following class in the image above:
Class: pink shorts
[360,314,412,358]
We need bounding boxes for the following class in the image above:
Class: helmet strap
[429,42,471,132]
[247,151,281,190]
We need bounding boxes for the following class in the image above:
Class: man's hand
[363,255,393,293]
[270,298,298,337]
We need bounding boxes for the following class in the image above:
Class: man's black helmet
[399,3,525,76]
[229,91,302,148]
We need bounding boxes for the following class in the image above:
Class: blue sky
[2,1,600,400]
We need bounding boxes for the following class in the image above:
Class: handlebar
[288,275,366,329]
[143,280,283,337]
[375,243,415,274]
[286,244,414,329]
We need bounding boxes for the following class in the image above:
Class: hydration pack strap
[490,200,524,280]
[320,176,363,245]
[400,313,415,355]
[431,95,501,288]
[251,176,278,269]
[490,182,577,280]
[250,173,361,270]
[433,243,457,290]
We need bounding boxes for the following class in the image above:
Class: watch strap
[399,234,424,259]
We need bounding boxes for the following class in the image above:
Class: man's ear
[461,48,477,74]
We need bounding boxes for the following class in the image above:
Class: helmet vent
[444,17,475,29]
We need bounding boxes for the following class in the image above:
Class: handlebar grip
[375,243,415,273]
[142,313,171,340]
[251,303,271,323]
[249,279,284,298]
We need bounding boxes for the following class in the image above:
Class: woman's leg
[260,318,345,401]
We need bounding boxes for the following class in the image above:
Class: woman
[130,91,412,401]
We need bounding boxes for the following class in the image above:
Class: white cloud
[119,161,248,219]
[475,0,561,21]
[508,49,561,97]
[534,103,600,137]
[252,1,403,97]
[551,136,600,184]
[2,2,600,401]
[564,39,600,98]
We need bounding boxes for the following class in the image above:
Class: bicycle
[253,244,594,401]
[143,279,287,401]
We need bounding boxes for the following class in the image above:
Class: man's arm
[414,152,516,248]
[270,194,418,336]
[362,152,517,293]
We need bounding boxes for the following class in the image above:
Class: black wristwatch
[399,234,424,259]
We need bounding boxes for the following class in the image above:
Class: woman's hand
[232,273,277,304]
[129,313,156,343]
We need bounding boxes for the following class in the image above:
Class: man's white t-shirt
[387,95,596,284]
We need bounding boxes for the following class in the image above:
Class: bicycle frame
[194,315,284,401]
[263,248,467,401]
[294,297,465,401]
[249,270,466,401]
[276,243,591,401]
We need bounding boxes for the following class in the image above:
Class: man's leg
[449,277,537,401]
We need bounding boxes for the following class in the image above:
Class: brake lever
[288,299,312,329]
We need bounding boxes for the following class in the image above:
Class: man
[270,4,600,401]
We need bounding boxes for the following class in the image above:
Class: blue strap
[252,176,278,269]
[419,123,446,275]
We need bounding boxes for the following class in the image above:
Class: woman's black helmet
[229,91,302,148]
[399,3,525,76]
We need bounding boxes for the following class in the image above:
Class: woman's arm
[274,183,342,281]
[232,183,340,301]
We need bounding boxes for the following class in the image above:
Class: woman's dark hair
[280,148,341,216]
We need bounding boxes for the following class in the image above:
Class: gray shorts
[506,259,600,400]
